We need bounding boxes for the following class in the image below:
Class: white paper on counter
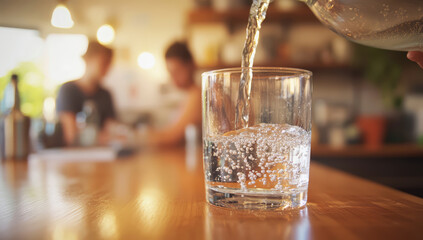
[29,147,117,162]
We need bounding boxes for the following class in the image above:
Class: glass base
[206,188,307,210]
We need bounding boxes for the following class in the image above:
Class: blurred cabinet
[312,144,423,197]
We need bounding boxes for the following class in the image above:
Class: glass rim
[202,67,312,78]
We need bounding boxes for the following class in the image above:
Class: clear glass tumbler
[202,67,312,210]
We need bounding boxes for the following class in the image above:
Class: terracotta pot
[357,116,387,149]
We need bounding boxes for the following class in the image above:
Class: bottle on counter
[76,100,100,147]
[0,74,31,160]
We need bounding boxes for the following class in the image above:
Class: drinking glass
[202,67,312,210]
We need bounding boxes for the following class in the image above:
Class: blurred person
[407,51,423,68]
[148,42,201,146]
[56,41,116,146]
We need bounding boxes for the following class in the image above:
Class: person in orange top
[407,51,423,68]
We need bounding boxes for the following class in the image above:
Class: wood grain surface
[0,147,422,240]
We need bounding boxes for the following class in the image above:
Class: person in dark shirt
[56,41,116,146]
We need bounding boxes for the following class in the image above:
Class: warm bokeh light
[97,24,115,45]
[45,34,88,89]
[0,27,43,77]
[51,4,74,29]
[282,77,300,97]
[137,52,155,69]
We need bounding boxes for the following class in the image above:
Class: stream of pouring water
[235,0,271,130]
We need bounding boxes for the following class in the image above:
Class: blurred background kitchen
[0,0,422,196]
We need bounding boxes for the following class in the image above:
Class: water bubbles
[205,123,311,194]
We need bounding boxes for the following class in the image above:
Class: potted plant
[353,46,404,149]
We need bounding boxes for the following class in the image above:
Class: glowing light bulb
[137,52,155,69]
[51,4,74,29]
[97,24,115,45]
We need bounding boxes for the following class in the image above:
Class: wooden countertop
[1,147,422,240]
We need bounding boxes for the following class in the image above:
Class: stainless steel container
[0,74,31,160]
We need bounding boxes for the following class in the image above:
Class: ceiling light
[97,24,115,45]
[137,52,155,69]
[51,3,74,29]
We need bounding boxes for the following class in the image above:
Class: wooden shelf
[188,6,318,24]
[311,144,423,158]
[188,6,357,72]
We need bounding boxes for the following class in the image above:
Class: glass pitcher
[301,0,423,51]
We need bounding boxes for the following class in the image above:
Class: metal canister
[0,74,31,160]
